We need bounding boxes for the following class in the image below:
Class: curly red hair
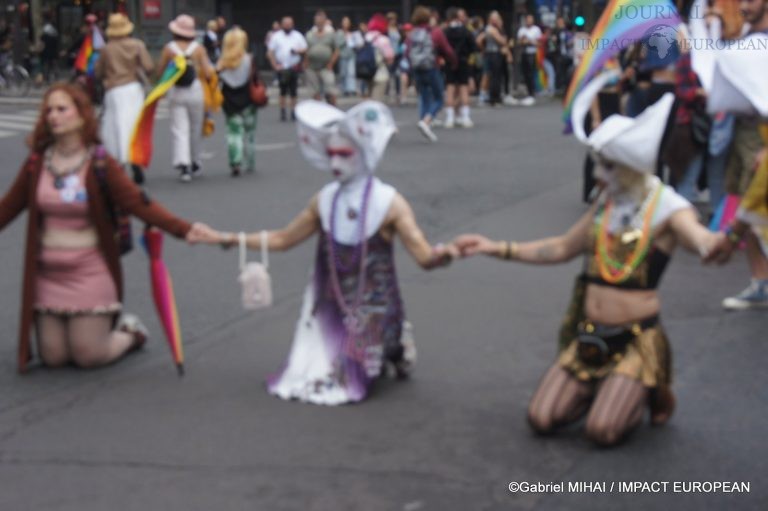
[28,82,101,154]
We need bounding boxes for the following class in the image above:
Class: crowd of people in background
[255,7,580,142]
[3,2,762,307]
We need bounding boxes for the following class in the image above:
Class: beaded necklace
[327,176,374,334]
[45,147,90,190]
[595,181,663,284]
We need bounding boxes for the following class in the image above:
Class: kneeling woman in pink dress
[0,83,209,372]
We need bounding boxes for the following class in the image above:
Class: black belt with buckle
[576,316,659,367]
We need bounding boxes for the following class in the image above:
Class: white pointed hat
[295,100,396,174]
[571,69,675,173]
[698,33,768,117]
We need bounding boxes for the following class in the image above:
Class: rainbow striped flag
[129,55,187,168]
[562,0,680,131]
[74,27,104,77]
[535,42,548,92]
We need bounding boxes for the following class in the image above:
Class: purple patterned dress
[267,230,405,405]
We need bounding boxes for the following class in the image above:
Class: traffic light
[574,15,586,27]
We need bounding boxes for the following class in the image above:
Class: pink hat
[169,14,196,39]
[85,14,98,24]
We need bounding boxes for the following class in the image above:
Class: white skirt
[101,81,145,164]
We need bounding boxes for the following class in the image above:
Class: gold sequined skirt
[558,323,672,388]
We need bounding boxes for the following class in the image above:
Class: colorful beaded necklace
[595,182,663,284]
[327,176,374,334]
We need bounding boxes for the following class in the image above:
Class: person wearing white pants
[157,14,214,182]
[168,80,205,180]
[95,13,153,183]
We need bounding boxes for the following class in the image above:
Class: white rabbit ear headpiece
[571,69,674,174]
[295,99,397,174]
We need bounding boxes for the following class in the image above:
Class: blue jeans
[339,54,356,94]
[677,150,728,211]
[413,68,444,121]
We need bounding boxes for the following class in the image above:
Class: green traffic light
[574,15,585,27]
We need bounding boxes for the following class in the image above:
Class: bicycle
[0,51,31,97]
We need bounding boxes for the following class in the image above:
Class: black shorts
[445,63,470,85]
[277,69,299,98]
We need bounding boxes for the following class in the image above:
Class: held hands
[186,222,222,245]
[453,234,502,258]
[428,242,460,268]
[702,231,736,265]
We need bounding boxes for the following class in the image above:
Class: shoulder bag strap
[260,230,269,269]
[238,231,247,271]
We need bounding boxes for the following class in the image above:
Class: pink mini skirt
[35,247,121,315]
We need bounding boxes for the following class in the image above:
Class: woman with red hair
[0,83,211,372]
[361,13,395,101]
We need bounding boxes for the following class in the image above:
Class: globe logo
[642,24,680,67]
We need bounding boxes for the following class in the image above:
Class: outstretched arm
[389,193,456,270]
[214,195,322,252]
[668,207,722,258]
[454,202,598,264]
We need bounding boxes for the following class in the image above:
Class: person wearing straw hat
[157,14,214,183]
[189,100,458,405]
[95,13,153,184]
[453,72,724,446]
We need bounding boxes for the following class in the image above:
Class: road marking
[256,142,295,151]
[0,129,16,138]
[0,119,34,130]
[0,113,40,122]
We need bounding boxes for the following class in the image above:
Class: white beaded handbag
[238,231,272,310]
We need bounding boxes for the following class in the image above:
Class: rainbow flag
[129,55,187,168]
[535,42,548,92]
[74,27,104,77]
[562,0,680,130]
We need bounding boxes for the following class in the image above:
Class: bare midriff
[41,227,98,249]
[584,284,660,325]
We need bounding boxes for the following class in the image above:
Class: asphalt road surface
[0,97,765,511]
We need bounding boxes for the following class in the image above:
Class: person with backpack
[157,14,215,182]
[0,83,212,373]
[406,6,457,142]
[443,7,477,128]
[356,14,394,101]
[217,27,259,177]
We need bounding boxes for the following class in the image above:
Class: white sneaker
[417,120,438,142]
[117,313,149,350]
[179,172,192,183]
[431,118,443,128]
[722,280,768,310]
[444,119,455,129]
[503,95,519,106]
[456,118,474,128]
[521,96,535,106]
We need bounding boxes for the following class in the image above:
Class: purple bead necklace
[327,176,374,335]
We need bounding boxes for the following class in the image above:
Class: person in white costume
[454,71,724,446]
[193,100,457,405]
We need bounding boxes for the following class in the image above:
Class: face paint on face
[326,133,362,183]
